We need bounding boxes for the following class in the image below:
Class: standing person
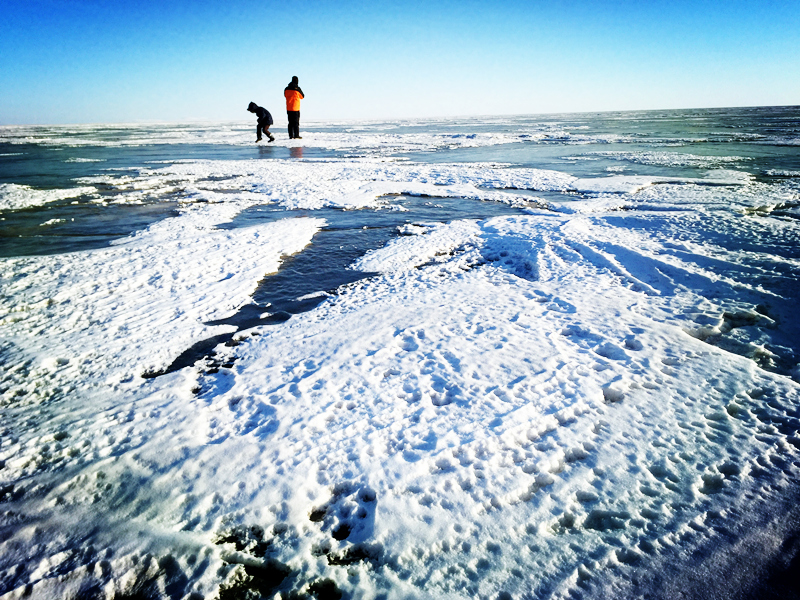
[284,76,305,139]
[247,102,275,143]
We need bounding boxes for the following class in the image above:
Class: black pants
[257,117,272,139]
[287,111,300,139]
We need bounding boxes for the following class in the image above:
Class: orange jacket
[284,89,304,112]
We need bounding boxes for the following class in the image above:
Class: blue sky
[1,0,798,124]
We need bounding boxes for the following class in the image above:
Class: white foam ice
[0,183,98,211]
[39,218,68,227]
[765,169,800,177]
[570,170,753,195]
[0,123,252,148]
[582,151,753,169]
[757,137,800,146]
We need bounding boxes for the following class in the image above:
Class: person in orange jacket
[284,76,305,139]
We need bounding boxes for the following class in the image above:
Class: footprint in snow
[309,484,378,548]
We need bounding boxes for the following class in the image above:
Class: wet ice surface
[0,199,182,258]
[0,108,799,600]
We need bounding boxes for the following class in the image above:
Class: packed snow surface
[1,109,799,600]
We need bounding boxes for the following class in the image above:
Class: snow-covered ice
[1,109,799,599]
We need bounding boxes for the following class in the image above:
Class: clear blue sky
[1,0,798,124]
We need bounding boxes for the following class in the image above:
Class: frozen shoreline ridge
[1,110,799,599]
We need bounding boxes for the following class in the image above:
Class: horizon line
[1,104,797,129]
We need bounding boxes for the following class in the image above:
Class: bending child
[247,102,275,143]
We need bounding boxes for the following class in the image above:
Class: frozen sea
[1,107,799,600]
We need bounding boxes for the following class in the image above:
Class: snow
[1,119,799,599]
[1,201,323,382]
[74,158,574,212]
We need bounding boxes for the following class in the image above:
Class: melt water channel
[159,194,529,375]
